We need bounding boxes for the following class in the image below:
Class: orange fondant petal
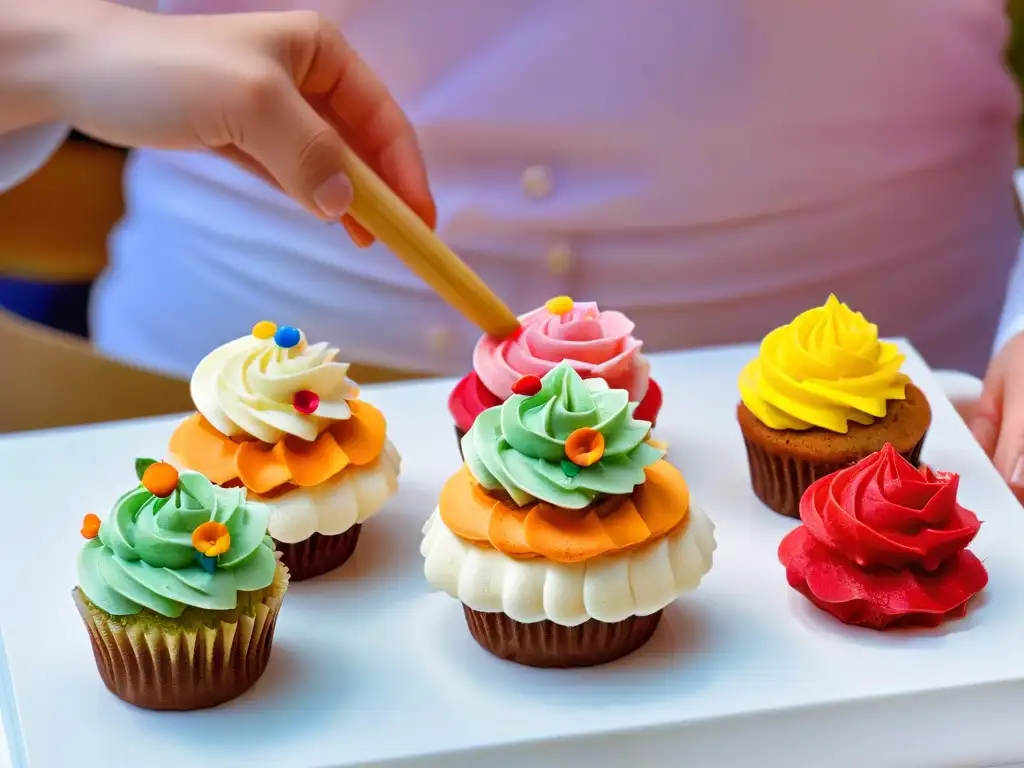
[169,414,241,485]
[523,504,616,563]
[236,440,292,495]
[330,400,387,466]
[599,498,652,550]
[632,460,690,539]
[282,432,350,487]
[487,502,532,556]
[438,467,495,542]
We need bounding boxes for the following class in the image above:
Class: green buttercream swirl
[77,466,277,618]
[462,361,664,508]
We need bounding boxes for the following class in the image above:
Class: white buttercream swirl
[421,505,716,626]
[191,330,359,443]
[267,440,400,543]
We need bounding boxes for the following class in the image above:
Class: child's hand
[53,3,436,243]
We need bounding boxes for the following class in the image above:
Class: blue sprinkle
[274,325,301,348]
[560,459,580,478]
[196,552,218,573]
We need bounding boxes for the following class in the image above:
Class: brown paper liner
[742,435,926,518]
[274,524,362,581]
[462,605,662,668]
[73,564,288,711]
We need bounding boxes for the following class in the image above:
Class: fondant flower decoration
[545,295,574,316]
[292,389,320,415]
[274,325,301,349]
[192,521,231,557]
[141,461,179,498]
[80,513,101,540]
[252,320,277,339]
[565,427,605,467]
[510,374,542,397]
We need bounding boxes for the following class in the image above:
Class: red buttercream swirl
[778,444,987,630]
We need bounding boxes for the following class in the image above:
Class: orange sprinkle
[565,427,605,467]
[142,462,179,498]
[80,513,101,540]
[192,521,231,557]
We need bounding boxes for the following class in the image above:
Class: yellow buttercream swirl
[738,295,909,434]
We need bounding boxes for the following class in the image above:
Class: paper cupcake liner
[462,605,662,668]
[274,524,361,581]
[743,435,926,518]
[72,564,288,711]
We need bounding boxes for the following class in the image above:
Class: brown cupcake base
[462,605,662,668]
[73,577,284,711]
[737,384,931,518]
[274,525,362,581]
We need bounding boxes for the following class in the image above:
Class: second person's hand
[51,1,436,245]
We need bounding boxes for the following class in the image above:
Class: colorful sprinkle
[545,295,574,316]
[81,513,101,540]
[192,521,231,557]
[565,427,605,467]
[252,320,277,340]
[510,374,542,397]
[274,325,301,348]
[142,462,179,498]
[293,390,320,415]
[560,459,581,478]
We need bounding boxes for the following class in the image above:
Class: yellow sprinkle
[545,296,574,316]
[252,320,277,339]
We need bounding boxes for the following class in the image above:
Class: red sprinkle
[511,374,542,397]
[293,390,320,415]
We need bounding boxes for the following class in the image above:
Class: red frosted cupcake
[778,444,987,630]
[448,296,662,453]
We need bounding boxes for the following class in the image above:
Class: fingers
[299,18,437,231]
[969,373,1001,459]
[228,68,353,219]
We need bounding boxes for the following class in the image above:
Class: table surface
[1,344,1023,768]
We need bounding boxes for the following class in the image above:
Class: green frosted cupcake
[73,458,289,710]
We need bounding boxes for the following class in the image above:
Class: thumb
[231,72,352,219]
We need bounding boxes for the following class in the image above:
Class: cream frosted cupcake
[74,459,288,710]
[423,362,715,668]
[169,321,400,581]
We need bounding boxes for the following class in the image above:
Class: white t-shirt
[3,0,1020,377]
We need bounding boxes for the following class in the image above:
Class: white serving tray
[1,343,1023,768]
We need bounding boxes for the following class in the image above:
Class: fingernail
[1010,456,1024,487]
[313,173,353,218]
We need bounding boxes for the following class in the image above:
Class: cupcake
[778,444,988,630]
[169,321,400,581]
[424,361,715,668]
[74,459,288,710]
[737,295,931,517]
[448,296,662,455]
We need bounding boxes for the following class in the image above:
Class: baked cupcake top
[169,321,389,495]
[443,362,690,563]
[77,460,278,618]
[738,295,909,434]
[778,444,988,628]
[450,297,662,431]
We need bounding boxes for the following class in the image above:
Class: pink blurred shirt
[2,0,1020,377]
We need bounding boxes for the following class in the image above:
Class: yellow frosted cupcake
[736,295,931,517]
[169,322,400,580]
